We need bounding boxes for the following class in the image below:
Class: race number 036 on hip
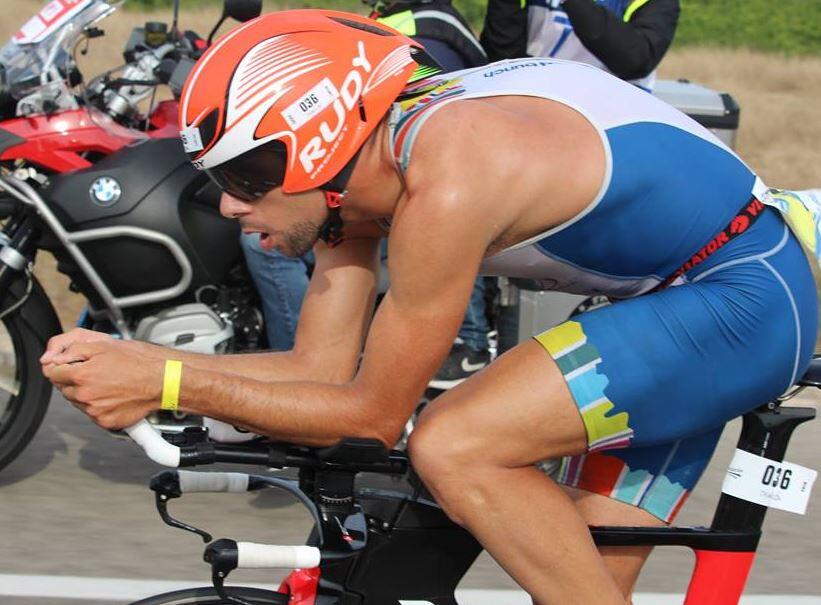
[722,449,817,514]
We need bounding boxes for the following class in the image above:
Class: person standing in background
[239,235,314,351]
[481,0,679,91]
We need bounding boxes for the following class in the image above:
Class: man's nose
[219,193,251,219]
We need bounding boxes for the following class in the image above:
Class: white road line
[1,575,819,604]
[0,574,277,600]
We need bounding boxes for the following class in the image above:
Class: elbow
[375,423,406,450]
[352,398,408,450]
[602,50,656,80]
[290,347,358,384]
[612,60,656,81]
[361,414,406,450]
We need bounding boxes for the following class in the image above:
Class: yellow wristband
[161,360,183,411]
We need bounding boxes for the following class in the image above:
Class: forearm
[177,367,394,447]
[563,0,679,80]
[132,340,329,383]
[141,239,377,384]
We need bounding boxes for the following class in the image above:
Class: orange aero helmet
[179,9,422,203]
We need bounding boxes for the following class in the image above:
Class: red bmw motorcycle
[0,0,265,472]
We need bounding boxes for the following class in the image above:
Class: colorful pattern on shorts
[534,321,633,451]
[558,451,690,522]
[532,209,816,523]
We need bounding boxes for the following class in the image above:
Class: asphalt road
[1,390,820,604]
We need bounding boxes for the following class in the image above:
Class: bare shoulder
[398,100,526,226]
[406,99,530,184]
[397,95,605,252]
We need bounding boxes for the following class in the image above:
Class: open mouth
[244,229,275,250]
[258,232,275,250]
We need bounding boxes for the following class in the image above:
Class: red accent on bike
[147,101,185,135]
[0,107,180,172]
[0,110,136,171]
[279,567,320,605]
[683,550,755,605]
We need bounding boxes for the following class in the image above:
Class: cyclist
[42,10,820,604]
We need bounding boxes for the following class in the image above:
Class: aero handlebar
[124,419,409,474]
[236,542,321,569]
[126,419,181,467]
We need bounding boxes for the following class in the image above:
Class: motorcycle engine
[134,303,233,354]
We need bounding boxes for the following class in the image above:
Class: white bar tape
[202,417,259,443]
[178,470,250,493]
[125,420,180,467]
[236,543,321,570]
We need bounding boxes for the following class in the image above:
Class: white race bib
[280,78,339,131]
[721,448,817,515]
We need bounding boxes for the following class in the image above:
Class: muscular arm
[175,112,508,447]
[46,234,380,384]
[563,0,680,80]
[179,204,490,445]
[46,103,537,446]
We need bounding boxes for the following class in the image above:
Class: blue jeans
[240,233,313,351]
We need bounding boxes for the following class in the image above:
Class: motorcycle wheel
[130,586,290,605]
[0,275,57,471]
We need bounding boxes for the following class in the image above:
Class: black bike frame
[149,394,815,605]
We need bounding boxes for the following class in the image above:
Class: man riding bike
[41,10,820,605]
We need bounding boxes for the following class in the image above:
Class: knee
[407,414,455,483]
[407,412,485,524]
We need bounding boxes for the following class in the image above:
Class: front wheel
[0,275,60,471]
[131,586,290,605]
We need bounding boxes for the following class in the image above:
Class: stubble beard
[283,218,323,257]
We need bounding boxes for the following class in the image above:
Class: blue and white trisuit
[389,58,820,522]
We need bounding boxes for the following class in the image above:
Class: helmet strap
[319,193,345,247]
[317,146,363,247]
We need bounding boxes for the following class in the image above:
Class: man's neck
[343,118,403,223]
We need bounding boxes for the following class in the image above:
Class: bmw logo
[89,177,122,207]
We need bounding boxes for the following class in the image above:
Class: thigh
[418,338,589,467]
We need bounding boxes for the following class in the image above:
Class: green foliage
[124,0,364,10]
[673,0,821,55]
[452,0,487,32]
[126,0,821,55]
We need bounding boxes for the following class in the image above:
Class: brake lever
[204,539,254,605]
[150,470,213,543]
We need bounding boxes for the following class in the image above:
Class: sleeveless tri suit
[388,59,819,521]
